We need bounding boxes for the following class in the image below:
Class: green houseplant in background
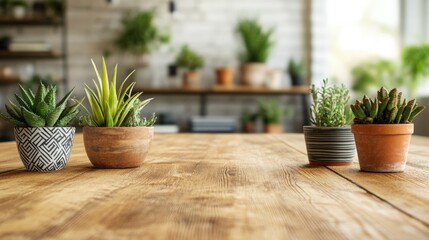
[175,45,204,88]
[303,79,355,166]
[352,44,429,98]
[258,99,284,133]
[351,87,425,172]
[115,9,170,86]
[81,57,156,169]
[0,83,81,172]
[287,59,305,86]
[116,10,169,55]
[237,18,274,86]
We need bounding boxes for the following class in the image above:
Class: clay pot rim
[83,126,154,129]
[351,123,414,135]
[304,125,351,130]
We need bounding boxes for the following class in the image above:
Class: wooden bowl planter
[304,126,355,166]
[14,127,75,172]
[183,71,200,88]
[216,67,234,86]
[351,124,413,172]
[83,127,154,169]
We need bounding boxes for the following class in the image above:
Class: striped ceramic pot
[14,127,76,172]
[303,126,356,166]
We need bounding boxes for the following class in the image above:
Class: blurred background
[0,0,428,140]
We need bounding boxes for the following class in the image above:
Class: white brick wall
[1,0,318,132]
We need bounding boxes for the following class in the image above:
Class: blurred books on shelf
[9,42,52,52]
[190,116,237,133]
[154,125,180,133]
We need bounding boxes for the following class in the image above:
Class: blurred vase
[216,67,234,86]
[183,70,200,88]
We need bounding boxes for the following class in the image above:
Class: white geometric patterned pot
[14,127,76,172]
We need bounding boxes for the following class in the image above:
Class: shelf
[0,51,61,59]
[135,85,310,95]
[0,16,63,26]
[0,75,21,85]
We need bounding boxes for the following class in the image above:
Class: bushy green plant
[116,10,169,55]
[351,87,425,124]
[352,44,429,97]
[237,18,274,64]
[175,45,204,70]
[0,83,81,127]
[258,99,283,124]
[287,59,305,78]
[11,0,27,7]
[80,57,156,127]
[310,79,353,127]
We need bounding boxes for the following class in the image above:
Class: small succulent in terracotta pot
[351,87,425,172]
[81,57,156,169]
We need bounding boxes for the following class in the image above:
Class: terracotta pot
[304,126,355,166]
[351,124,413,172]
[243,121,256,133]
[216,67,234,86]
[264,124,284,133]
[240,63,268,86]
[83,127,154,169]
[183,71,200,88]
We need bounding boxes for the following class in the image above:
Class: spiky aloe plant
[80,57,155,127]
[351,87,425,124]
[0,83,81,127]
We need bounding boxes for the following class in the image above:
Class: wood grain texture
[0,134,429,239]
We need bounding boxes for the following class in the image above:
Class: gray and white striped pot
[303,126,356,166]
[14,127,75,172]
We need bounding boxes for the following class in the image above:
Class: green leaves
[258,99,283,124]
[310,79,352,127]
[351,87,426,124]
[237,18,274,64]
[175,45,204,70]
[0,82,80,127]
[81,57,155,127]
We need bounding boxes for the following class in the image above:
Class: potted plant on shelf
[237,18,274,87]
[351,87,425,172]
[80,57,157,169]
[0,83,81,172]
[215,66,234,87]
[287,59,305,86]
[241,110,257,133]
[175,45,204,88]
[10,0,27,18]
[258,99,284,133]
[116,10,170,85]
[304,79,355,166]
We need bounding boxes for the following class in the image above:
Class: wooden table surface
[1,134,429,239]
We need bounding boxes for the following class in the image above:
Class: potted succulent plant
[351,87,425,172]
[304,79,355,166]
[237,18,274,86]
[287,59,305,86]
[258,99,284,133]
[175,45,204,88]
[0,83,81,172]
[81,57,156,169]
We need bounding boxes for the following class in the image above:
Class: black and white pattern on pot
[14,127,75,172]
[304,126,355,163]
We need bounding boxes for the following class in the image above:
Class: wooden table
[1,134,429,239]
